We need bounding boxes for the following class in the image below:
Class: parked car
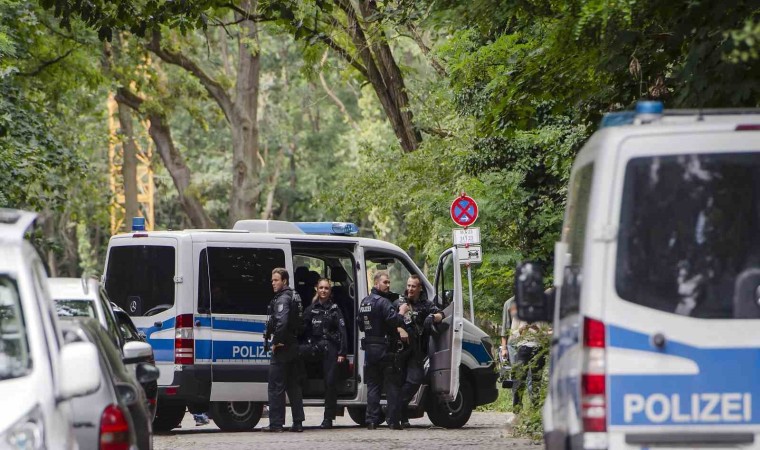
[61,318,158,450]
[49,277,159,419]
[0,209,101,449]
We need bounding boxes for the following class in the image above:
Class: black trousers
[364,344,403,426]
[512,345,546,410]
[301,340,341,421]
[268,346,305,427]
[399,355,425,420]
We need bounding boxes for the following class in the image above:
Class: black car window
[202,247,286,315]
[616,153,760,318]
[105,245,175,316]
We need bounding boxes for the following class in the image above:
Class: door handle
[153,321,163,328]
[195,320,202,327]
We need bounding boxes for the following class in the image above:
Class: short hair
[272,267,289,283]
[373,271,389,283]
[407,274,421,285]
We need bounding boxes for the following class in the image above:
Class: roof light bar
[293,222,359,236]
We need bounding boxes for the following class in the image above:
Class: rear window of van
[105,245,175,316]
[616,153,760,319]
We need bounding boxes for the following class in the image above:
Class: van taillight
[175,314,194,365]
[100,404,130,450]
[582,317,607,433]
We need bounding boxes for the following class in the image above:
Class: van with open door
[103,221,498,431]
[515,102,760,450]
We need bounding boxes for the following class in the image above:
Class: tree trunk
[117,100,140,221]
[115,88,215,229]
[229,0,262,224]
[335,0,421,152]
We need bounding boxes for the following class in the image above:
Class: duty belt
[362,336,388,345]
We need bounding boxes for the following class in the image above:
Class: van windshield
[105,245,175,316]
[616,153,760,319]
[0,276,31,380]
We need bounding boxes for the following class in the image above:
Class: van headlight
[481,336,495,364]
[3,405,44,450]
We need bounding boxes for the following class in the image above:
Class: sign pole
[467,264,475,323]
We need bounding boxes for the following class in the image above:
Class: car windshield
[616,153,760,318]
[0,276,32,380]
[54,299,96,318]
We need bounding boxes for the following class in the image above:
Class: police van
[102,220,498,431]
[514,102,760,449]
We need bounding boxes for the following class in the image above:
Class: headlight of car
[3,405,44,450]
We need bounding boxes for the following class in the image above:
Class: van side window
[559,163,594,319]
[105,245,175,317]
[205,247,286,315]
[364,251,416,297]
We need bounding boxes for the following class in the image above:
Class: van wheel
[347,407,366,425]
[210,401,263,432]
[426,379,474,429]
[347,407,385,426]
[153,403,186,432]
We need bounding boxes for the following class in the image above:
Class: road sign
[450,195,479,227]
[453,227,481,246]
[457,246,482,264]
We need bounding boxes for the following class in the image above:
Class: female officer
[302,278,348,429]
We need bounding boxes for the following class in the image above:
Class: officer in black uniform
[263,267,306,432]
[300,278,348,429]
[357,271,409,430]
[394,274,444,427]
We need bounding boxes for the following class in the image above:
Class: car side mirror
[58,342,101,401]
[442,289,454,305]
[136,363,160,384]
[115,382,139,406]
[514,262,551,322]
[123,341,154,365]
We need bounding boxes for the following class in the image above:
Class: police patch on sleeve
[278,304,284,312]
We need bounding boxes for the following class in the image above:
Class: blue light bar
[294,222,359,236]
[635,100,664,115]
[600,111,635,128]
[132,217,146,232]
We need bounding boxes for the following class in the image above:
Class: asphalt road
[154,408,540,450]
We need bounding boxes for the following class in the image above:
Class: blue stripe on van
[211,318,266,333]
[608,325,760,426]
[463,340,492,365]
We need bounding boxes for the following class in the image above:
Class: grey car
[61,318,158,450]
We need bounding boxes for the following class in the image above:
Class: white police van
[103,220,498,431]
[514,102,760,450]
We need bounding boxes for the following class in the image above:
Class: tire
[209,401,263,432]
[152,403,186,432]
[347,406,366,425]
[347,406,385,426]
[426,378,474,429]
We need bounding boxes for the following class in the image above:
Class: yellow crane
[107,94,155,234]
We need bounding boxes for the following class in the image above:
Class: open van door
[429,247,464,402]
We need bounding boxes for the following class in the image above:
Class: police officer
[263,268,306,432]
[357,271,409,430]
[301,278,348,429]
[395,274,444,427]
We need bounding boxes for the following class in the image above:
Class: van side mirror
[734,268,760,318]
[514,262,551,322]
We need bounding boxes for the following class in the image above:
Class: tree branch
[301,23,369,78]
[145,30,236,124]
[17,48,77,77]
[407,24,447,77]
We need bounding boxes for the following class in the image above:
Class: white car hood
[0,376,40,432]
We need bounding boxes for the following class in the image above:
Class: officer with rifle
[300,278,348,429]
[263,267,305,432]
[357,271,409,430]
[395,274,444,427]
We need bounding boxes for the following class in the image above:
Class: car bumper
[158,364,211,404]
[471,363,499,406]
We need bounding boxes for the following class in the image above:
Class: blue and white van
[515,102,760,449]
[103,220,498,431]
